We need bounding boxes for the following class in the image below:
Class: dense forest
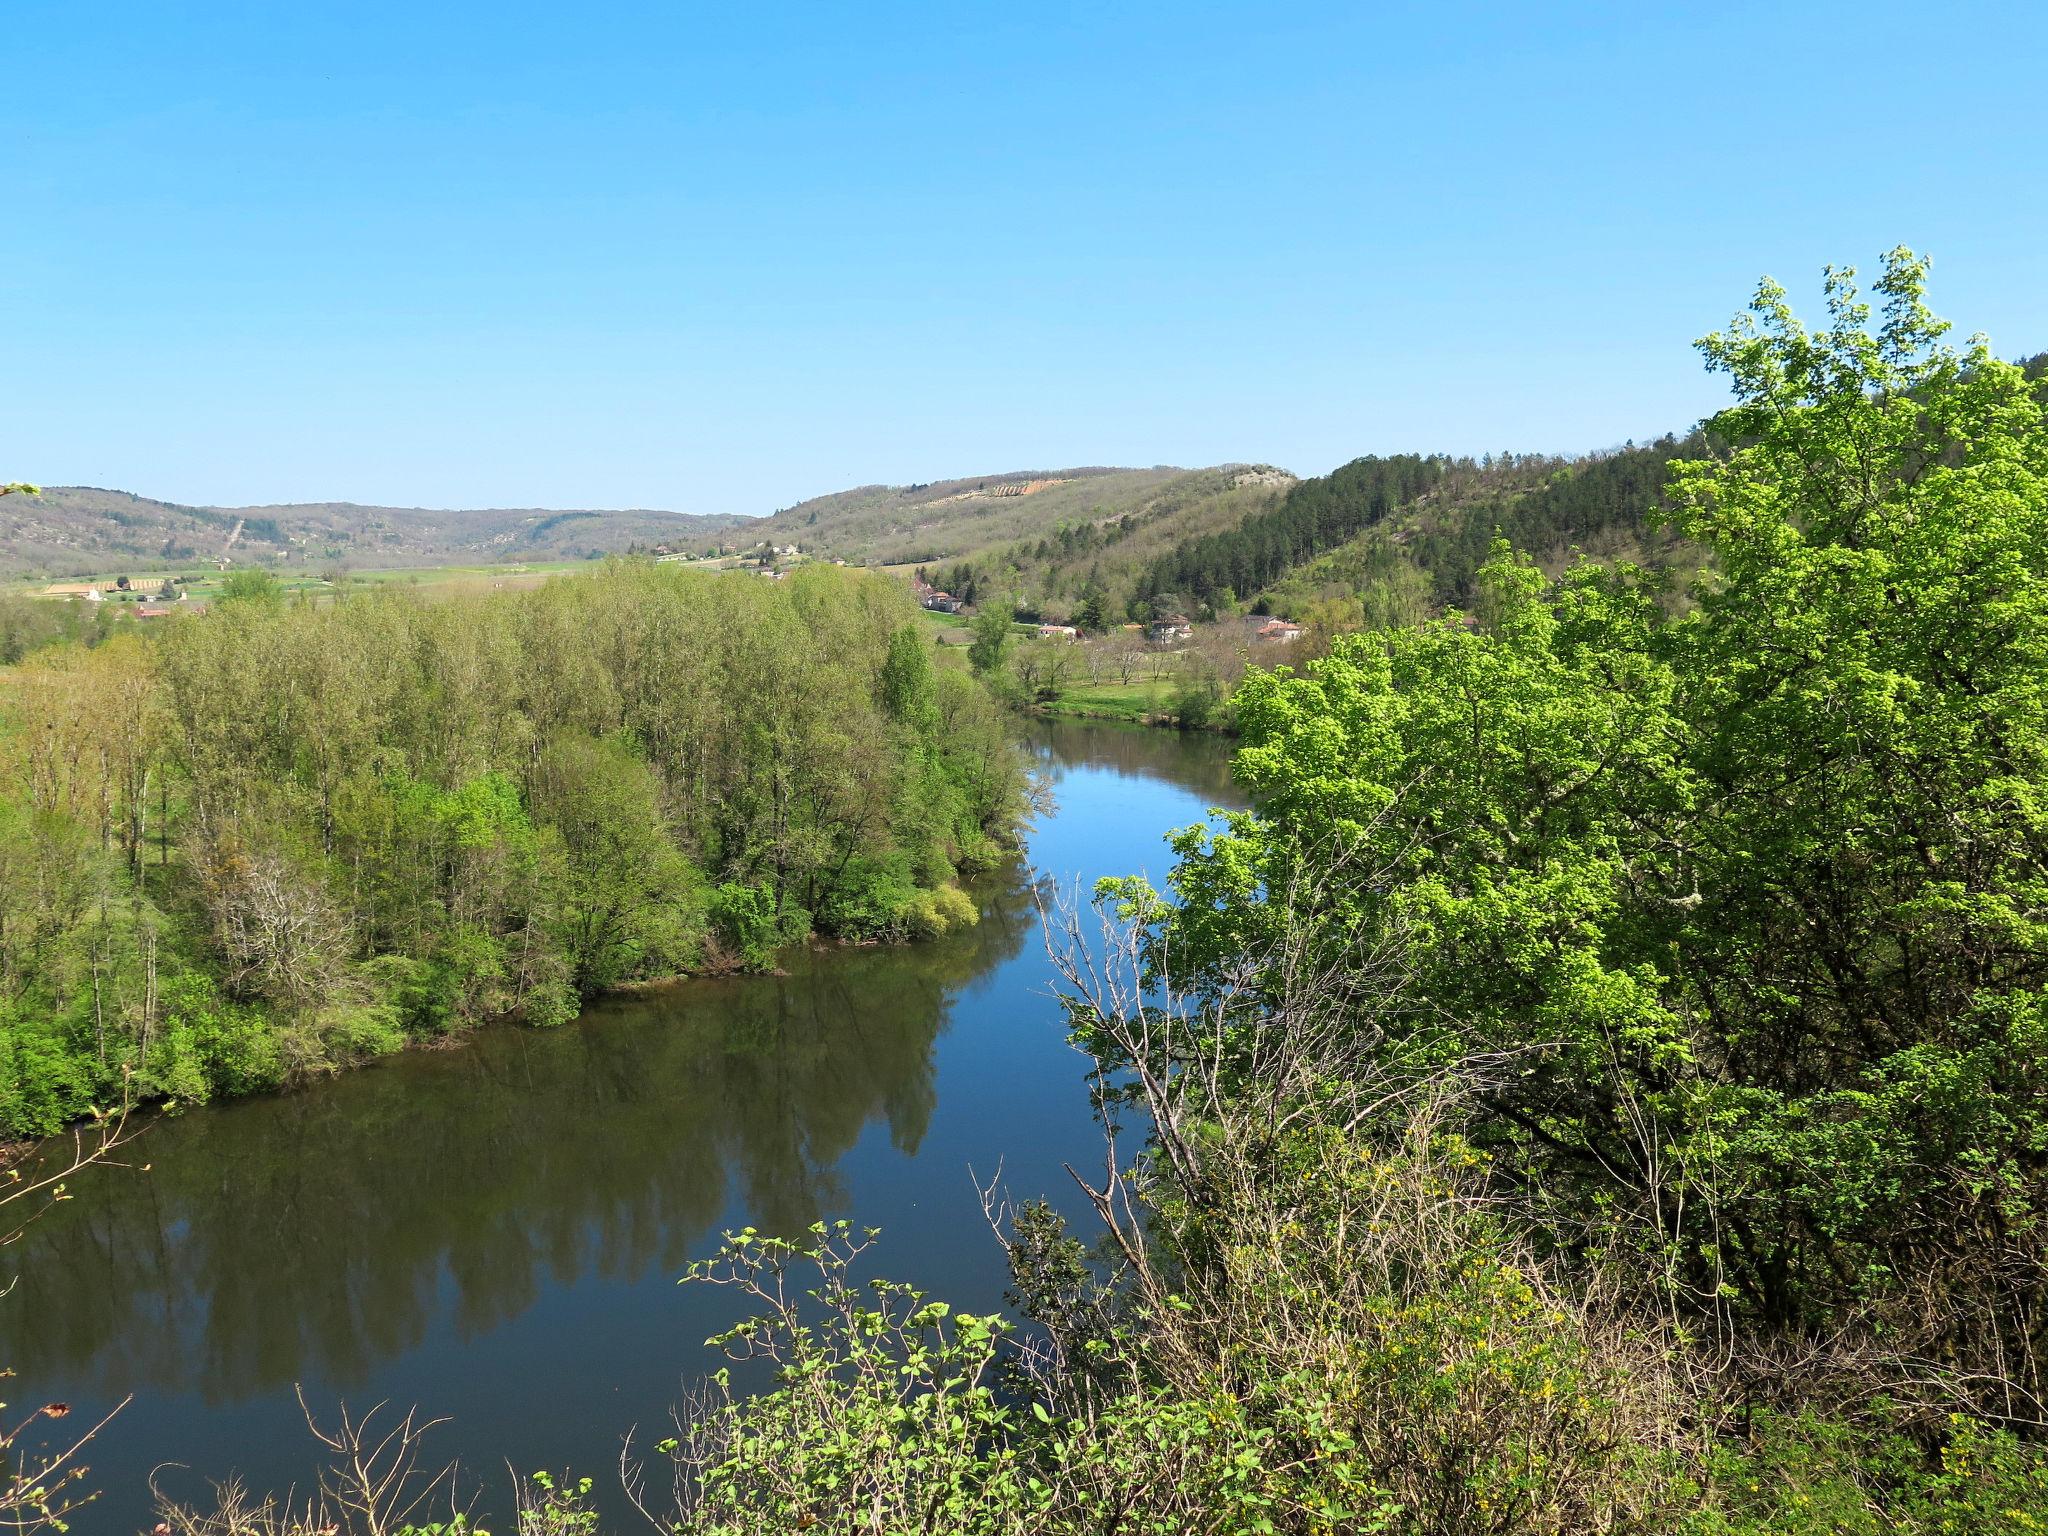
[1137,450,1450,606]
[934,437,1711,636]
[0,562,1024,1139]
[372,254,2046,1535]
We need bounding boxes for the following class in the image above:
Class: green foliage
[0,594,113,665]
[1146,249,2048,1413]
[1679,1411,2048,1535]
[708,882,796,972]
[1167,656,1224,730]
[216,566,285,608]
[0,563,1026,1136]
[583,255,2048,1536]
[638,1133,1698,1536]
[518,1471,598,1536]
[659,1222,1031,1534]
[1256,437,1705,635]
[879,622,939,729]
[1141,453,1449,609]
[1071,576,1109,634]
[967,603,1013,676]
[898,882,979,941]
[532,735,701,993]
[809,853,918,939]
[927,468,1294,626]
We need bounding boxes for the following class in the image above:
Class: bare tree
[1106,632,1150,686]
[1021,866,1705,1533]
[151,1391,484,1536]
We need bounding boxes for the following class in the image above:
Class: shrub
[709,882,799,972]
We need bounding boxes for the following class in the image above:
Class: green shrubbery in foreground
[41,251,2048,1534]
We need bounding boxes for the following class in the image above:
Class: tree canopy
[1148,247,2048,1406]
[0,562,1026,1137]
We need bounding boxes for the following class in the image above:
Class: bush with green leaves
[1139,249,2048,1423]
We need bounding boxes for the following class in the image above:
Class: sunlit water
[0,719,1240,1531]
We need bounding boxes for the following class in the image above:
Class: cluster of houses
[1137,614,1301,645]
[737,541,807,579]
[1027,614,1304,646]
[41,576,195,617]
[899,577,1305,650]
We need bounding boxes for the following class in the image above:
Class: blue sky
[5,1,2044,514]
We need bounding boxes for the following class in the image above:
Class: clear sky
[5,1,2045,515]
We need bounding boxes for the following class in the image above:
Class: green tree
[532,735,700,994]
[967,601,1013,677]
[217,567,285,608]
[1139,249,2048,1420]
[878,622,938,730]
[0,562,1027,1136]
[1072,574,1108,634]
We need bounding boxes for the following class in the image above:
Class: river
[0,719,1240,1531]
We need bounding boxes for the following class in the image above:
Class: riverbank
[0,564,1032,1142]
[0,719,1242,1532]
[1033,679,1236,733]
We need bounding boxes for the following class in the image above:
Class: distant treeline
[0,563,1024,1137]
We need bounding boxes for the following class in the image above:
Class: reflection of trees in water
[1028,719,1240,805]
[0,875,1034,1404]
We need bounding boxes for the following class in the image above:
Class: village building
[1254,618,1305,643]
[1147,615,1193,643]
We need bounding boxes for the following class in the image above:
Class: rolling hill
[738,464,1296,568]
[922,441,1713,627]
[0,487,752,577]
[0,448,1700,626]
[3,467,1291,581]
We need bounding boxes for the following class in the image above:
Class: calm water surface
[1,720,1239,1530]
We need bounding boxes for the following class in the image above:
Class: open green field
[1041,678,1176,724]
[911,604,973,644]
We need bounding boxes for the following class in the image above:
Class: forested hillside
[1251,433,1709,624]
[932,441,1706,629]
[0,563,1024,1138]
[0,485,749,576]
